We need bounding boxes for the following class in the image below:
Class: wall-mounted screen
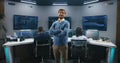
[82,15,107,31]
[13,15,38,30]
[48,17,71,29]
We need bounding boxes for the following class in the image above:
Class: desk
[3,38,116,63]
[71,38,116,63]
[88,39,116,63]
[52,37,116,63]
[3,38,34,63]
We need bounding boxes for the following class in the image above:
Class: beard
[59,16,64,19]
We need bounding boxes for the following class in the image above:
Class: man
[34,26,50,44]
[49,9,70,63]
[34,26,51,63]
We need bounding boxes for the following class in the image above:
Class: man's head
[76,27,82,37]
[58,9,66,19]
[38,26,43,33]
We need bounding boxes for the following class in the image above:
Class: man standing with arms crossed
[49,9,70,63]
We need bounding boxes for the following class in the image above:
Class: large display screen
[13,15,38,30]
[82,15,107,31]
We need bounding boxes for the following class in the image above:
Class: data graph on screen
[82,15,107,31]
[13,15,38,30]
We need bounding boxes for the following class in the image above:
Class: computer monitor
[86,29,99,40]
[13,15,38,30]
[16,30,33,38]
[82,15,107,31]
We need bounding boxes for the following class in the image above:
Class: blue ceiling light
[21,0,36,5]
[52,2,68,6]
[52,3,68,6]
[84,0,99,4]
[52,0,67,6]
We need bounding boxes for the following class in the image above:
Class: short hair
[58,9,66,13]
[38,26,43,32]
[75,27,82,37]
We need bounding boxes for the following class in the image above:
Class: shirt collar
[58,18,65,23]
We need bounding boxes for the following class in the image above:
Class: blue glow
[109,47,115,63]
[4,47,10,63]
[60,56,62,63]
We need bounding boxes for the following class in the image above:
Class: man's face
[58,10,66,19]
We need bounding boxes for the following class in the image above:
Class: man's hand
[60,30,63,32]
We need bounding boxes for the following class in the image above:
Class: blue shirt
[34,32,51,44]
[49,19,70,46]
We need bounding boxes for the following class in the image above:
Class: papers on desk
[6,35,17,41]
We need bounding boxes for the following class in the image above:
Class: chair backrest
[35,39,50,47]
[36,39,50,45]
[35,39,51,58]
[71,39,88,59]
[35,32,52,45]
[71,39,87,47]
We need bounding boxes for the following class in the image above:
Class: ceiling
[8,0,110,6]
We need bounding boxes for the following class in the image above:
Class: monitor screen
[21,30,33,38]
[16,31,22,38]
[82,15,107,31]
[16,30,33,38]
[86,30,99,40]
[13,15,38,30]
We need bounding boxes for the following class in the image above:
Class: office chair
[35,39,51,63]
[71,39,88,63]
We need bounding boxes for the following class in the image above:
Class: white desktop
[3,29,116,63]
